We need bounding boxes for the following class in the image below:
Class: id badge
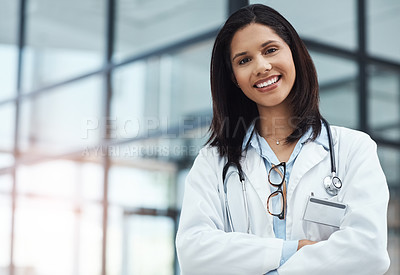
[303,196,347,228]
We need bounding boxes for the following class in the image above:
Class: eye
[265,48,278,54]
[239,57,251,65]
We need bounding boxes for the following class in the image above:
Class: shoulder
[183,145,229,196]
[196,145,225,166]
[331,126,379,169]
[197,145,221,159]
[332,125,371,139]
[332,125,376,150]
[188,145,226,177]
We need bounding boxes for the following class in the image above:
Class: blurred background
[0,0,399,274]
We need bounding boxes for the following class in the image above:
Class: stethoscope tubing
[321,118,337,174]
[223,170,251,233]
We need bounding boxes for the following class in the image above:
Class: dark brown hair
[207,4,322,166]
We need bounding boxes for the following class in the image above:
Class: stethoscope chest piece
[323,174,342,196]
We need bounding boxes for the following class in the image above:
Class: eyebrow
[231,40,278,62]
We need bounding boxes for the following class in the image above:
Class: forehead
[230,23,283,53]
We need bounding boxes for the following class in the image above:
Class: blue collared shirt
[243,123,329,273]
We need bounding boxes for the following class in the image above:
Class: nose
[253,56,272,75]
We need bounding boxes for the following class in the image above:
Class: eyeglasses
[267,162,286,220]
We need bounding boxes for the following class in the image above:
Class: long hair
[207,4,322,166]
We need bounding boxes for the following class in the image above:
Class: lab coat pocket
[302,196,340,241]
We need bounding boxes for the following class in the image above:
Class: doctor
[176,4,390,275]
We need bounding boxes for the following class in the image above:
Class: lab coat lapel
[242,148,271,202]
[287,141,328,199]
[241,148,275,235]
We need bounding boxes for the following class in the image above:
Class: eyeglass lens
[269,165,284,186]
[267,191,284,216]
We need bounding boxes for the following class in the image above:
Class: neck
[256,104,295,140]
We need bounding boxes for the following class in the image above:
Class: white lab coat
[176,126,390,275]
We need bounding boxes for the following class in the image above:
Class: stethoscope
[222,118,342,233]
[321,118,343,196]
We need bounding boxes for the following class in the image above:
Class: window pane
[107,205,123,275]
[169,41,213,122]
[114,0,226,61]
[314,53,359,128]
[14,202,103,275]
[17,161,103,201]
[22,0,105,92]
[15,160,104,275]
[0,174,13,194]
[378,144,399,275]
[107,213,175,275]
[127,216,175,275]
[111,40,213,142]
[14,198,75,275]
[0,194,11,272]
[111,60,147,141]
[369,66,400,142]
[0,0,18,100]
[78,203,103,275]
[320,83,358,128]
[79,163,104,202]
[250,0,357,50]
[377,146,400,187]
[0,103,15,168]
[367,0,400,62]
[109,162,175,209]
[387,230,400,275]
[18,75,103,157]
[0,176,12,271]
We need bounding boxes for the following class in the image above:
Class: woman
[176,4,390,275]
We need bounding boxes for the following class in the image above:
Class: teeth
[256,77,279,88]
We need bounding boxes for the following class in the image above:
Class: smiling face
[230,23,296,114]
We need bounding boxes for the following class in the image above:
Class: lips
[253,75,281,88]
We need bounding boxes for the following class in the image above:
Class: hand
[297,239,318,250]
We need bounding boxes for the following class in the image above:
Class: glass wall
[366,1,400,270]
[114,0,226,61]
[314,52,359,128]
[1,0,399,274]
[256,0,357,50]
[0,0,18,101]
[0,104,15,169]
[14,161,104,275]
[18,75,103,157]
[22,0,105,92]
[0,175,12,275]
[368,66,400,142]
[0,0,227,274]
[0,0,18,274]
[367,0,400,62]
